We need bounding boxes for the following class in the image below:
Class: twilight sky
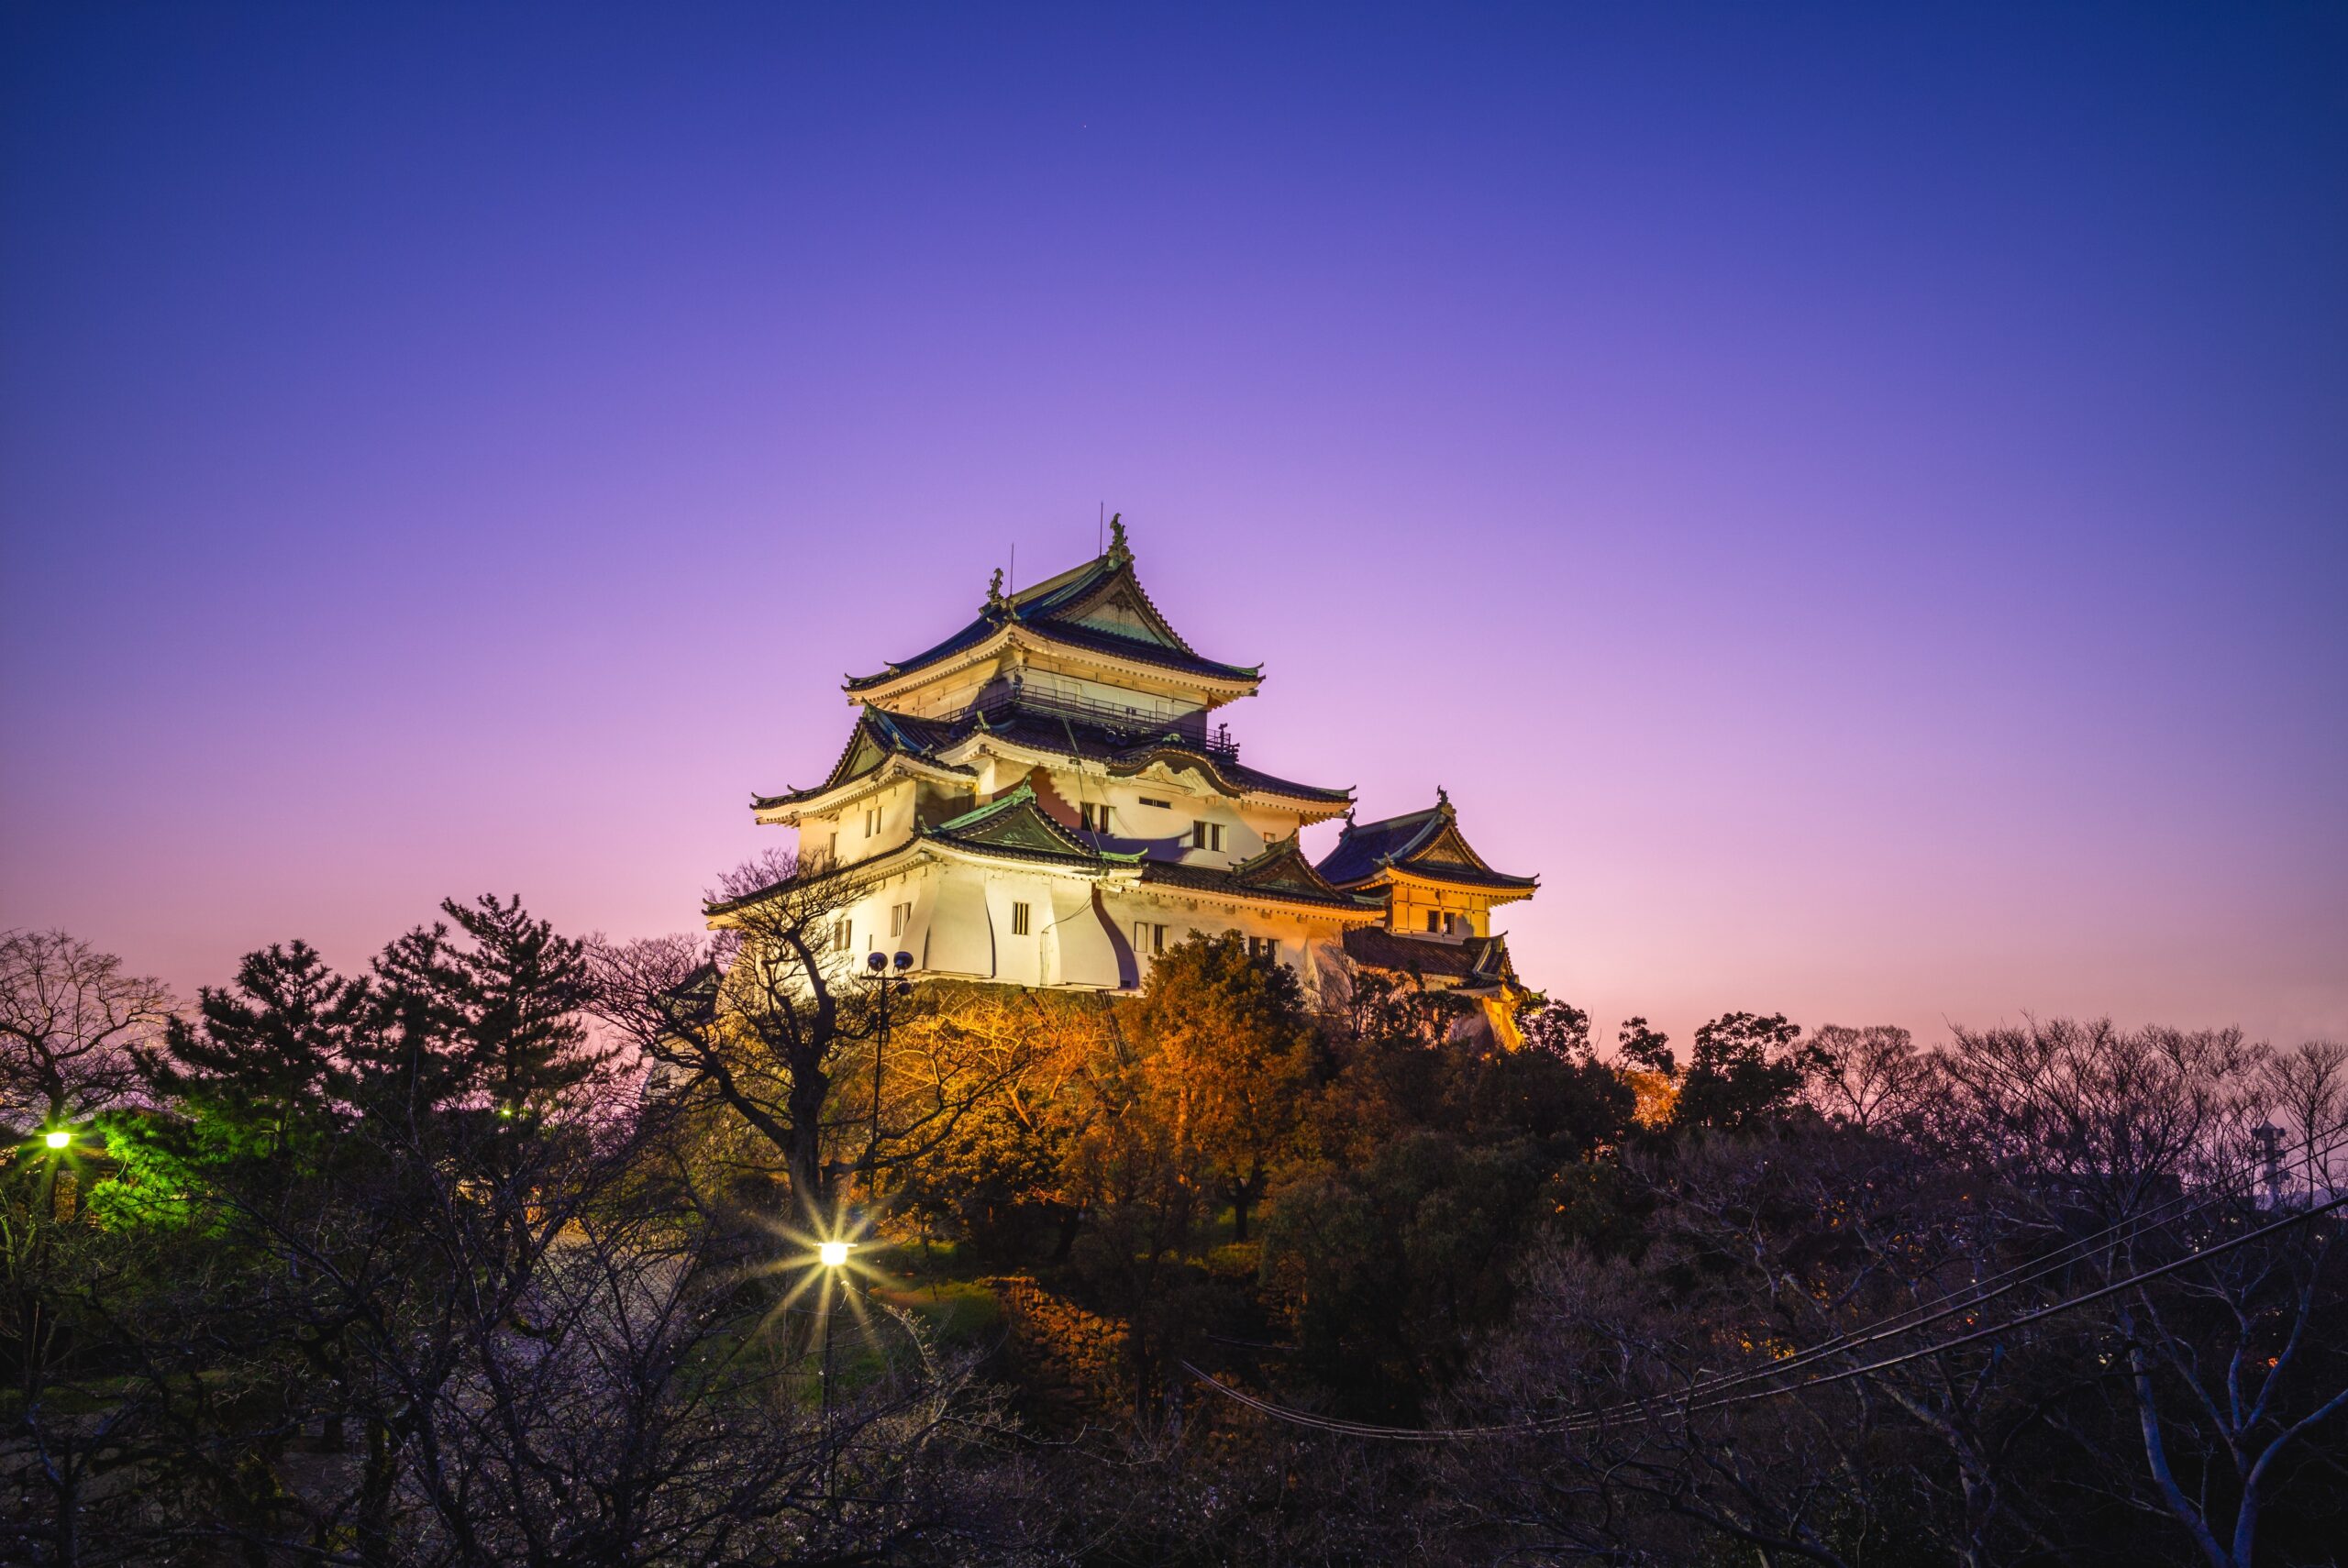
[4,4,2343,1052]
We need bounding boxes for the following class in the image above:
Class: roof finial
[986,567,1006,613]
[1436,785,1451,813]
[1106,512,1130,567]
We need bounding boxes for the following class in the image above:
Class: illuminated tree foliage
[4,908,2342,1568]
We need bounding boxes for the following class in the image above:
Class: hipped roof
[841,541,1259,695]
[1316,795,1538,893]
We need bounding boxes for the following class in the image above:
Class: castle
[714,520,1537,1026]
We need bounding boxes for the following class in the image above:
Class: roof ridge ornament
[1436,785,1453,815]
[986,568,1008,613]
[1106,512,1130,568]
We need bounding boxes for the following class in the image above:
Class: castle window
[1247,935,1277,961]
[1139,797,1171,810]
[864,805,881,837]
[1081,801,1109,833]
[1134,921,1166,955]
[1426,910,1442,933]
[833,919,850,952]
[1191,822,1224,852]
[1011,901,1032,936]
[890,901,913,938]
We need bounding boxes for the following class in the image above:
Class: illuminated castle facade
[718,520,1536,1012]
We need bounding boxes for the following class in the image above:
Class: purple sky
[5,5,2343,1053]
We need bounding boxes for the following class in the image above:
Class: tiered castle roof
[841,521,1262,704]
[1316,790,1538,897]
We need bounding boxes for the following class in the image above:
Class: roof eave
[844,624,1261,707]
[749,756,975,823]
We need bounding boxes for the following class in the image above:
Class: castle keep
[714,521,1536,1016]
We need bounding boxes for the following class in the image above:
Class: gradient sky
[4,4,2343,1053]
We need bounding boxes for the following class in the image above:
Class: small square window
[1139,796,1171,810]
[1012,901,1032,936]
[1426,910,1442,933]
[1191,822,1224,852]
[1133,921,1166,955]
[1082,802,1110,833]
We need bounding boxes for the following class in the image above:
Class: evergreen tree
[1671,1010,1821,1131]
[357,894,606,1134]
[133,940,360,1197]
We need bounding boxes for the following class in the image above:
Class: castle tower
[1317,790,1539,1022]
[717,520,1383,991]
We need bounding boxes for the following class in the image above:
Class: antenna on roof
[1098,502,1104,556]
[1009,543,1015,596]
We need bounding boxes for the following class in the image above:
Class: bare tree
[1807,1022,1935,1132]
[1937,1019,2348,1568]
[588,851,1024,1231]
[2263,1039,2348,1206]
[0,930,173,1132]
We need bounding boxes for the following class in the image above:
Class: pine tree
[138,940,360,1185]
[356,895,607,1136]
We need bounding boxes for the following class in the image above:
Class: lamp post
[819,1240,849,1416]
[819,1238,852,1507]
[39,1126,72,1221]
[860,950,914,1198]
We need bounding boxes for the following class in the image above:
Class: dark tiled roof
[1379,861,1541,891]
[1316,806,1446,886]
[760,700,1350,813]
[1017,620,1260,684]
[1316,797,1537,891]
[975,711,1346,803]
[1102,745,1352,806]
[1137,838,1381,914]
[842,549,1258,692]
[751,708,974,810]
[1342,928,1520,986]
[923,785,1108,865]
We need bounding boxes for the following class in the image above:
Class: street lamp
[861,950,915,1193]
[818,1234,855,1449]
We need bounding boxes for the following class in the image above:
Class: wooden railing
[969,684,1240,761]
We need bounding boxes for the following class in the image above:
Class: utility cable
[1183,1122,2348,1443]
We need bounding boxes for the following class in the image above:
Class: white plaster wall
[795,811,843,869]
[1043,881,1123,988]
[924,869,993,977]
[829,781,919,867]
[980,871,1058,988]
[1096,885,1349,996]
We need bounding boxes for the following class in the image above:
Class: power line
[1580,1113,2348,1419]
[1183,1125,2348,1444]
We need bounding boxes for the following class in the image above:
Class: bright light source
[43,1131,70,1150]
[819,1241,851,1268]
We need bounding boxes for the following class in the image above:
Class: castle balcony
[970,682,1240,762]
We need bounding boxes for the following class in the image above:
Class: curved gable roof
[923,784,1118,866]
[750,706,969,811]
[1316,794,1537,892]
[1138,834,1381,915]
[842,535,1259,694]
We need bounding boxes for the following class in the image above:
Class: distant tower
[2251,1122,2286,1209]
